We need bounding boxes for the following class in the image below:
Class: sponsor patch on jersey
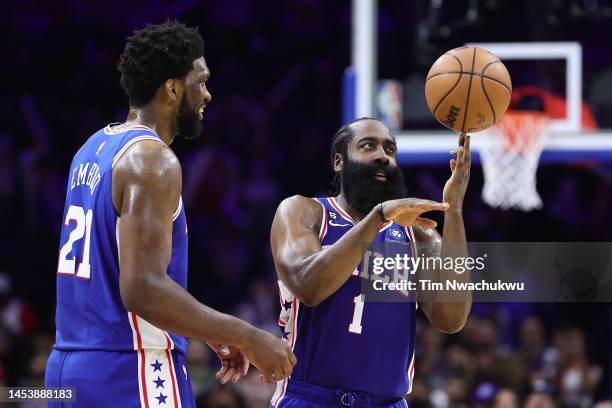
[390,229,403,239]
[386,228,409,246]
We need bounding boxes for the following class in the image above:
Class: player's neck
[335,193,367,223]
[122,107,175,145]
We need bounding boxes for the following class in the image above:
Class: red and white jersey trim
[104,123,157,135]
[172,197,183,222]
[128,312,176,351]
[136,348,182,408]
[378,221,393,233]
[404,226,418,259]
[118,221,176,352]
[328,197,356,225]
[406,350,416,394]
[311,198,329,241]
[325,197,394,233]
[404,226,419,309]
[271,282,300,407]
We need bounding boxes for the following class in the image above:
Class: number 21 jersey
[54,124,188,355]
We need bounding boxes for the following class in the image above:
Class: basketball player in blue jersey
[269,118,472,407]
[45,21,296,407]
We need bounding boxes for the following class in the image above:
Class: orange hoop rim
[488,110,551,153]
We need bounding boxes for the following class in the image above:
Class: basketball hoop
[479,110,551,211]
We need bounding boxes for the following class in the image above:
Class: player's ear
[333,153,344,172]
[163,79,181,103]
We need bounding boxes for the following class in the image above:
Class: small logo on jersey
[96,141,106,156]
[329,220,352,227]
[390,229,403,239]
[329,212,338,219]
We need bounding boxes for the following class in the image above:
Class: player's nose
[373,146,391,164]
[204,90,212,104]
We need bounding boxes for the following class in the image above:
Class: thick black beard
[340,158,407,215]
[176,95,202,140]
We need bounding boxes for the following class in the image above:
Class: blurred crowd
[182,308,612,408]
[406,309,610,408]
[1,0,612,407]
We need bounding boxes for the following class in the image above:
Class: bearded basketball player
[45,21,295,407]
[269,118,472,407]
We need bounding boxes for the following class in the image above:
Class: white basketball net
[479,111,551,211]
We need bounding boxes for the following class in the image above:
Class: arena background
[1,1,612,407]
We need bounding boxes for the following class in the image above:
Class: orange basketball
[425,46,512,133]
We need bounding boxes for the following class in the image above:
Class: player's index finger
[458,132,466,146]
[465,135,472,158]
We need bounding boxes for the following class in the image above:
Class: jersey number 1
[57,205,93,279]
[348,295,365,334]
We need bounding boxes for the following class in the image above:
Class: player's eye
[362,142,374,149]
[386,145,397,154]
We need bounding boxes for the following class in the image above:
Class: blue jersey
[272,197,417,405]
[54,124,188,355]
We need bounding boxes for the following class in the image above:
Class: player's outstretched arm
[415,133,472,334]
[113,141,295,383]
[271,196,450,307]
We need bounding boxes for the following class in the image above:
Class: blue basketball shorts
[270,379,409,408]
[45,348,195,408]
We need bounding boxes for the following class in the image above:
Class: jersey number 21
[57,205,93,279]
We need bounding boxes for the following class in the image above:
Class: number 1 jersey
[271,197,417,404]
[54,124,188,354]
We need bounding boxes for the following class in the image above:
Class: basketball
[425,46,512,133]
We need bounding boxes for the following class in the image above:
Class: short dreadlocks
[118,20,204,107]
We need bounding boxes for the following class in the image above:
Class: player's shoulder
[275,195,323,226]
[277,195,321,213]
[113,139,180,183]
